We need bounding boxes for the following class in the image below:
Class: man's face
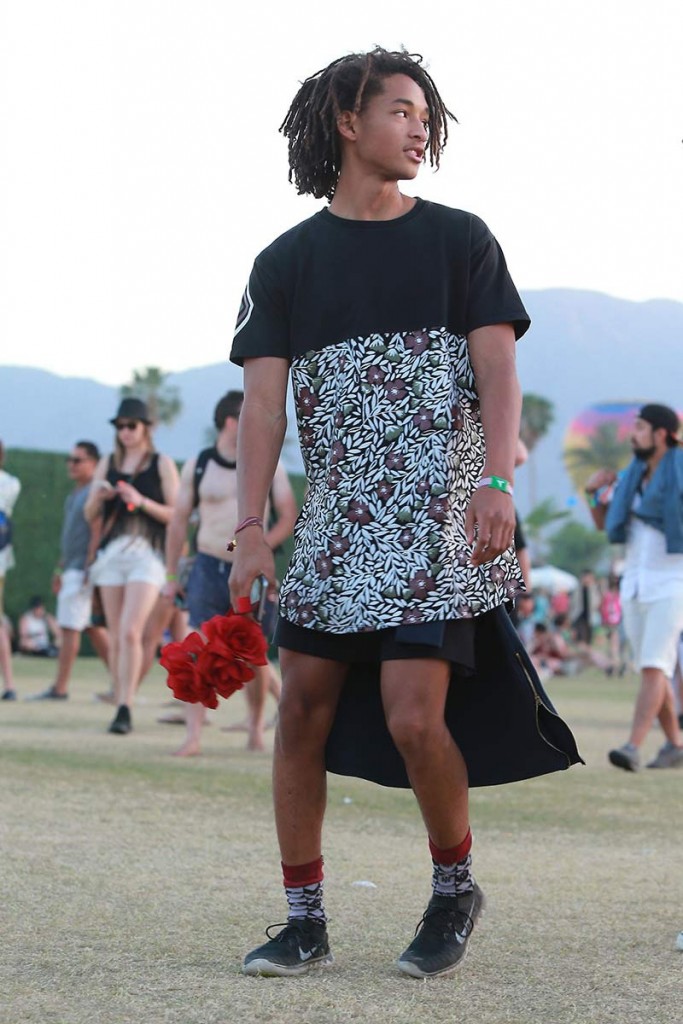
[66,447,96,484]
[340,74,430,183]
[630,418,659,461]
[222,412,241,441]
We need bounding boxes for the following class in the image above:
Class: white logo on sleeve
[234,283,254,337]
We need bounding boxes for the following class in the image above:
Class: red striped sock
[282,857,326,922]
[281,856,324,888]
[429,828,472,866]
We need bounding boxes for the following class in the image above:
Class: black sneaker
[397,884,486,979]
[1,689,17,701]
[108,705,132,734]
[242,918,333,977]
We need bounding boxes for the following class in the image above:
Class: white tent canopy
[530,565,580,594]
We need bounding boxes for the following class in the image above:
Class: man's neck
[328,177,415,221]
[645,447,667,479]
[215,434,237,461]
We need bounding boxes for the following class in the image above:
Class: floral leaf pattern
[280,327,523,632]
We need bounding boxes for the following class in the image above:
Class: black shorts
[275,616,475,675]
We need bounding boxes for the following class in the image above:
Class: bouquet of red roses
[159,612,268,709]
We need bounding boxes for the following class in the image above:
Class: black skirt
[275,615,475,675]
[278,606,584,790]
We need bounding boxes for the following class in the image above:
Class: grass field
[2,658,682,1024]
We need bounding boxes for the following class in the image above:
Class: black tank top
[101,452,166,552]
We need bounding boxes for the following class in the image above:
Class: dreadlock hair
[280,47,456,201]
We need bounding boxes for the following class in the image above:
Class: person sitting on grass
[18,596,60,658]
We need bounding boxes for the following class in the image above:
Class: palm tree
[564,421,631,494]
[120,367,182,426]
[523,497,570,563]
[520,394,555,508]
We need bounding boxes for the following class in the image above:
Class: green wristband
[477,475,514,497]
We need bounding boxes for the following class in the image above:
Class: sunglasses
[115,420,141,431]
[66,456,86,464]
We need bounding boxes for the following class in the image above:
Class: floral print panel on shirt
[280,327,523,633]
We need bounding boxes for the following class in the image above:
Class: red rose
[160,632,212,705]
[201,613,268,667]
[159,613,269,709]
[198,646,255,700]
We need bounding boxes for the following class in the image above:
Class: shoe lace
[264,920,312,943]
[414,903,473,939]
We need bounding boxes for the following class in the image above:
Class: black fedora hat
[109,397,152,425]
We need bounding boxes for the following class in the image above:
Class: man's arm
[264,462,298,553]
[466,324,520,566]
[162,458,195,601]
[229,357,289,608]
[584,469,617,531]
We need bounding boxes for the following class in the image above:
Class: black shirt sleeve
[230,256,290,366]
[465,216,530,341]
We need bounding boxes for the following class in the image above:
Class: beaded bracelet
[226,516,264,553]
[477,475,514,497]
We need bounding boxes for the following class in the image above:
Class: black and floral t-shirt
[231,199,530,634]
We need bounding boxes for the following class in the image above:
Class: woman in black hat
[85,398,179,734]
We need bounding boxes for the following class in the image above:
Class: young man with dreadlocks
[229,48,580,979]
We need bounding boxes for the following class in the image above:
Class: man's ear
[336,110,358,142]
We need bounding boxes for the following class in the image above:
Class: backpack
[193,447,233,508]
[0,510,12,552]
[192,448,282,553]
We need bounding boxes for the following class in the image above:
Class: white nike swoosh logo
[298,948,314,961]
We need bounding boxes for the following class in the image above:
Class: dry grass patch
[1,660,681,1024]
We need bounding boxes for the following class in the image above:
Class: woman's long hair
[113,424,155,471]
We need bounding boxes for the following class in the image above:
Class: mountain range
[1,288,681,516]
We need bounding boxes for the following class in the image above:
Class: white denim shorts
[56,569,93,631]
[90,535,165,589]
[621,595,683,676]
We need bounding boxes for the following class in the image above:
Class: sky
[1,0,682,385]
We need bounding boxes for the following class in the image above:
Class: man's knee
[385,705,440,756]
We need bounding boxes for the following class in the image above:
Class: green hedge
[3,448,306,631]
[3,449,74,624]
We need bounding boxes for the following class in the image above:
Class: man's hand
[465,488,516,567]
[51,573,62,596]
[229,533,277,613]
[584,468,617,494]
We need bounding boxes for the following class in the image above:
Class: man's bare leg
[173,702,205,757]
[629,666,681,748]
[273,649,347,865]
[86,624,110,668]
[223,661,282,733]
[381,659,468,847]
[51,628,81,696]
[0,619,15,696]
[244,664,269,751]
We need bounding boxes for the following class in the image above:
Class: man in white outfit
[586,403,683,771]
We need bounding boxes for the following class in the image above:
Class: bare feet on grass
[221,715,277,733]
[172,739,202,757]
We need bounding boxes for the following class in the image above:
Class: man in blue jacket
[586,403,683,771]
